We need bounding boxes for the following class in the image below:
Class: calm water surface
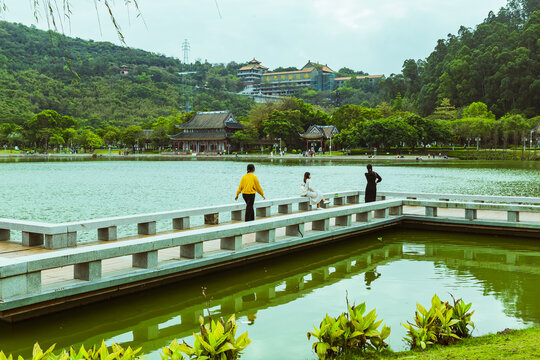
[0,160,539,358]
[0,229,538,359]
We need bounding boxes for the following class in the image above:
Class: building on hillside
[119,65,129,75]
[299,125,339,152]
[237,59,268,86]
[252,61,336,96]
[169,111,243,153]
[334,75,384,88]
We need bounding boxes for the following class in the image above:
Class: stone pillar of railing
[507,211,520,222]
[299,201,311,211]
[334,196,345,206]
[425,207,438,217]
[44,232,77,249]
[138,222,157,235]
[221,235,243,250]
[255,229,275,243]
[181,243,203,259]
[312,218,329,231]
[231,210,245,221]
[98,226,117,241]
[0,229,10,241]
[74,260,102,281]
[335,214,352,226]
[133,251,158,268]
[204,213,219,225]
[278,204,293,214]
[22,232,44,246]
[256,206,271,218]
[285,223,304,237]
[0,272,41,300]
[355,211,372,222]
[374,208,389,219]
[389,206,403,216]
[173,217,190,230]
[347,194,360,204]
[465,209,477,220]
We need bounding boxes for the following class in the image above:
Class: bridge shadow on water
[0,228,539,357]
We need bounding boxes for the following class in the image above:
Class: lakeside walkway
[1,191,539,322]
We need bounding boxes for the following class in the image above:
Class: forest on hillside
[0,0,538,152]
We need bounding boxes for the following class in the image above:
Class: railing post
[425,207,438,217]
[231,210,245,221]
[44,232,77,249]
[507,211,520,223]
[0,229,9,241]
[355,212,371,222]
[374,208,389,219]
[221,235,243,250]
[376,195,386,201]
[74,260,102,281]
[138,221,157,235]
[299,201,311,211]
[256,206,271,218]
[133,251,158,268]
[465,209,477,220]
[285,223,304,237]
[312,218,329,231]
[22,232,44,246]
[335,214,352,226]
[204,213,219,225]
[389,206,403,216]
[181,243,203,259]
[334,196,345,206]
[0,272,41,299]
[173,217,190,230]
[98,226,117,241]
[255,229,275,243]
[278,204,293,214]
[346,195,359,204]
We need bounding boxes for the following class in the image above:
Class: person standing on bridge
[364,164,382,203]
[235,164,265,222]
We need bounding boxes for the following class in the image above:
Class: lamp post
[523,137,527,153]
[3,144,6,155]
[108,144,112,156]
[329,136,332,156]
[530,130,534,150]
[475,137,481,151]
[60,144,63,154]
[278,138,282,155]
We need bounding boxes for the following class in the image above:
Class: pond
[0,160,539,358]
[0,229,538,359]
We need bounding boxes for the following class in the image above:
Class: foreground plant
[0,341,144,360]
[161,287,251,360]
[402,294,475,350]
[307,299,391,359]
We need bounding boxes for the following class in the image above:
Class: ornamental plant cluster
[402,294,475,350]
[307,301,391,359]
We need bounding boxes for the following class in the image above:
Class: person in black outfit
[364,164,382,202]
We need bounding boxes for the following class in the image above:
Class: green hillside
[0,21,253,127]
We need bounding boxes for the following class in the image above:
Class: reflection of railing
[0,190,362,249]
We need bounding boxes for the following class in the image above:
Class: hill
[0,21,253,127]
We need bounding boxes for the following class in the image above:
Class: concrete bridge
[0,191,539,322]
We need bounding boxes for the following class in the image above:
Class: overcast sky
[1,0,509,75]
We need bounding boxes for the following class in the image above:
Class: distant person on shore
[301,172,330,209]
[235,164,265,221]
[364,164,382,203]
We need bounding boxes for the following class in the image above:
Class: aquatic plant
[0,342,144,360]
[402,294,475,350]
[307,299,391,359]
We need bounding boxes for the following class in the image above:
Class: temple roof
[300,125,339,139]
[169,132,229,141]
[177,111,243,130]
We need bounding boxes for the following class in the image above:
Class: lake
[0,159,539,359]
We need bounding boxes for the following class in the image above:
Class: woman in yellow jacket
[235,163,265,221]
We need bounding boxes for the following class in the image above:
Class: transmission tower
[181,39,190,64]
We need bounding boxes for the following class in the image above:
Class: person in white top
[301,172,330,209]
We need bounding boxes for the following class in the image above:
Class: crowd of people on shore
[235,163,382,222]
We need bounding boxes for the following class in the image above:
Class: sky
[0,0,509,75]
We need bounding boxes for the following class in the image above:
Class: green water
[0,160,539,358]
[0,229,539,359]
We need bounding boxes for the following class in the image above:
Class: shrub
[402,294,475,350]
[161,314,250,360]
[307,300,391,359]
[0,342,144,360]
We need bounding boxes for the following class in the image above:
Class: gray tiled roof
[178,111,243,130]
[169,132,229,141]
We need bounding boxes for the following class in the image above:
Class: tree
[120,125,144,151]
[462,102,495,119]
[262,110,303,146]
[75,129,103,151]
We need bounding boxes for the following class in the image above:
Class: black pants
[242,193,255,222]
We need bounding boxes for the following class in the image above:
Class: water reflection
[0,230,538,359]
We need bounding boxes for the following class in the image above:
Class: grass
[328,328,540,359]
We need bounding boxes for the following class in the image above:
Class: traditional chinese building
[255,61,336,96]
[237,59,268,86]
[169,111,243,153]
[300,125,339,152]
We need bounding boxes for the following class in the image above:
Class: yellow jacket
[236,173,264,197]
